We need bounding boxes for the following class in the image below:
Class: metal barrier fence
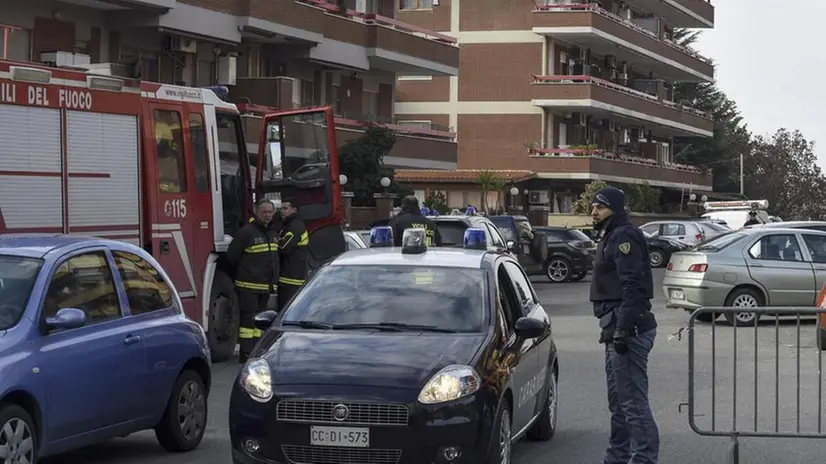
[681,307,826,463]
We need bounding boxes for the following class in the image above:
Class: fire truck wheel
[207,271,240,363]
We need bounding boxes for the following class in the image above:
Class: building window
[397,120,432,130]
[197,60,215,86]
[0,27,30,61]
[362,90,378,118]
[398,75,432,81]
[399,0,433,10]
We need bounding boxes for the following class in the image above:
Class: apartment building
[0,0,458,169]
[396,0,716,213]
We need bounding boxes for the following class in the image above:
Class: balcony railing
[296,0,457,45]
[334,111,456,140]
[528,147,709,174]
[532,74,712,119]
[533,2,712,64]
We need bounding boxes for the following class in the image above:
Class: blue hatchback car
[0,235,211,463]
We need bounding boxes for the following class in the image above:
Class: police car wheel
[527,365,558,441]
[486,402,512,464]
[0,403,37,464]
[545,258,571,283]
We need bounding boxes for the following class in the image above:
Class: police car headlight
[240,358,273,402]
[418,365,481,404]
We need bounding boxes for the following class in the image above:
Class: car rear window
[283,265,487,332]
[0,255,44,330]
[434,221,469,246]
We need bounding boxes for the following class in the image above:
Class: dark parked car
[533,227,595,282]
[230,230,560,464]
[644,231,691,267]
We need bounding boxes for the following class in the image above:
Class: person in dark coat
[388,195,442,247]
[225,198,280,363]
[744,210,760,227]
[589,186,659,464]
[277,199,309,310]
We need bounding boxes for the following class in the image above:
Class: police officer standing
[226,198,280,363]
[277,199,309,310]
[589,186,659,464]
[388,195,442,246]
[744,210,760,227]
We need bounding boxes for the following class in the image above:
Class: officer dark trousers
[238,290,270,362]
[276,282,300,311]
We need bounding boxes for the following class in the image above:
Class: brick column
[373,193,398,221]
[341,191,354,228]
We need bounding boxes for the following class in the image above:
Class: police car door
[495,259,541,430]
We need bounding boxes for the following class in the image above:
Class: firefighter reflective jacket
[278,215,309,287]
[226,220,280,293]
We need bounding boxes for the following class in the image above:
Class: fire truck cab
[0,59,344,362]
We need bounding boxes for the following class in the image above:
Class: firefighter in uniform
[589,187,659,464]
[277,199,309,310]
[226,198,280,363]
[388,195,442,247]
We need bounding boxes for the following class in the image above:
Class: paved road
[43,270,826,464]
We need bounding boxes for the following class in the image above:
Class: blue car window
[0,255,43,330]
[113,251,174,315]
[43,252,121,325]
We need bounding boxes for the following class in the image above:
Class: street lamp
[339,174,348,186]
[689,193,697,202]
[380,177,391,188]
[509,186,519,196]
[700,194,708,202]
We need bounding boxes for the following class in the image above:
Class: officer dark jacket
[278,215,309,286]
[388,212,442,247]
[744,217,760,227]
[226,219,280,293]
[590,212,656,341]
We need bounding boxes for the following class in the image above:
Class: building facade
[395,0,716,213]
[0,0,459,169]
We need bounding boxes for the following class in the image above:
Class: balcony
[527,148,713,190]
[533,3,713,82]
[57,0,175,10]
[335,116,457,169]
[621,0,714,28]
[531,75,714,137]
[295,0,459,75]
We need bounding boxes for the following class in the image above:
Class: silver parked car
[663,227,826,325]
[640,220,729,247]
[748,220,826,232]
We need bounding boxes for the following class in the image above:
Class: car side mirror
[253,310,279,332]
[506,240,516,251]
[514,317,546,340]
[45,308,86,331]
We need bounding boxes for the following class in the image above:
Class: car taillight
[687,263,708,272]
[667,263,673,270]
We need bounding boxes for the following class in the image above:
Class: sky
[693,0,825,166]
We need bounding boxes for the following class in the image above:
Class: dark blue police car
[229,228,560,464]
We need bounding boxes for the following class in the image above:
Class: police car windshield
[282,265,487,333]
[0,255,43,330]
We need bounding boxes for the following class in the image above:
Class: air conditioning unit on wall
[168,36,197,54]
[529,190,550,205]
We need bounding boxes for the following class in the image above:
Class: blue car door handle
[124,334,141,345]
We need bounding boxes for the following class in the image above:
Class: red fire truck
[0,59,345,362]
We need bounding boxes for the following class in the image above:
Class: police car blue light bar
[401,228,427,254]
[369,226,393,247]
[463,228,487,250]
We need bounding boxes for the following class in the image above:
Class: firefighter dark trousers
[238,290,270,362]
[277,283,301,311]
